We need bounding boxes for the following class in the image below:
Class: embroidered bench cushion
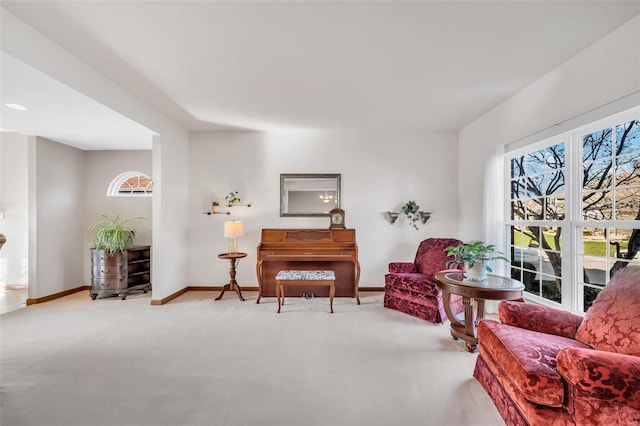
[276,270,335,281]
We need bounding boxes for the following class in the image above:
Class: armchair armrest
[388,262,416,273]
[557,347,640,410]
[499,300,583,338]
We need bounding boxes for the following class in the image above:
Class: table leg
[463,296,478,353]
[475,299,485,326]
[215,284,229,300]
[234,284,245,301]
[216,257,246,301]
[442,290,465,329]
[354,261,361,305]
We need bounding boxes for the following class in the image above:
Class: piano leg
[256,261,263,304]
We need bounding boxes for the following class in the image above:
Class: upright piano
[256,228,360,304]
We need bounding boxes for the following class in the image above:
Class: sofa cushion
[575,266,640,356]
[478,320,591,407]
[388,262,416,274]
[384,273,440,297]
[499,300,583,339]
[413,238,461,274]
[384,291,444,324]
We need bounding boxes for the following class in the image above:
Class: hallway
[0,285,27,314]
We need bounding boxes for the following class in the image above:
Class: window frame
[505,133,569,310]
[107,171,153,197]
[503,106,640,314]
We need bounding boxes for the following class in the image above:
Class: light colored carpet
[1,291,504,426]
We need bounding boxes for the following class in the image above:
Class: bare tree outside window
[508,118,640,309]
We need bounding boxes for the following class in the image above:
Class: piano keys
[256,228,360,304]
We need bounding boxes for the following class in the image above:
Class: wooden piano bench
[275,270,336,314]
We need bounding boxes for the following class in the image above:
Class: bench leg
[276,281,282,313]
[329,281,335,314]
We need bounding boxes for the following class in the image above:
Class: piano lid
[259,228,355,244]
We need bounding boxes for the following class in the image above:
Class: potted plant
[401,200,421,230]
[90,215,138,254]
[224,191,241,207]
[212,201,221,213]
[444,241,508,281]
[89,215,150,300]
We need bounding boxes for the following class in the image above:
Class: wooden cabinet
[90,245,151,300]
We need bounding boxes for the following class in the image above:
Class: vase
[465,261,487,281]
[212,204,221,213]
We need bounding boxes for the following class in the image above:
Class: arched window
[107,171,153,197]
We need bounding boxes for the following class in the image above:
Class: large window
[509,140,566,304]
[576,118,640,311]
[505,108,640,313]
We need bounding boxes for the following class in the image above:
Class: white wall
[0,132,29,285]
[152,133,190,300]
[458,16,640,242]
[83,150,152,284]
[3,10,190,302]
[189,129,459,288]
[30,137,85,298]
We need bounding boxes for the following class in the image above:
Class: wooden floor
[0,285,27,314]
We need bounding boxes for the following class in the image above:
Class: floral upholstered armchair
[384,238,464,323]
[474,266,640,426]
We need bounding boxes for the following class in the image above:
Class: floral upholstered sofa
[384,238,464,323]
[474,266,640,426]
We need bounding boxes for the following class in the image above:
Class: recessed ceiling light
[5,103,28,111]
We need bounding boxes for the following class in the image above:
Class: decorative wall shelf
[204,203,252,216]
[385,211,401,224]
[385,210,433,225]
[418,210,433,224]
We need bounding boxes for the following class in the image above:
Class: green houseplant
[212,201,221,213]
[89,215,138,254]
[89,215,150,301]
[401,200,421,230]
[445,241,508,281]
[224,191,241,207]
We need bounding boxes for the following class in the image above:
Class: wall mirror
[280,174,341,217]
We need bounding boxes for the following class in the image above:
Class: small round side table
[216,252,247,301]
[435,271,524,352]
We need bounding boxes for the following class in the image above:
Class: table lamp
[224,221,244,253]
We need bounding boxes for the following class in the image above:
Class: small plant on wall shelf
[401,200,421,230]
[224,191,241,207]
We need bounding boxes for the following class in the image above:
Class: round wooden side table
[435,271,524,352]
[216,252,247,301]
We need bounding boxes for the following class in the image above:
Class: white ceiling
[1,1,639,149]
[1,52,154,150]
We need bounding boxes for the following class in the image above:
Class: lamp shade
[224,221,244,238]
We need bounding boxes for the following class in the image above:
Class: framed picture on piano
[329,208,345,229]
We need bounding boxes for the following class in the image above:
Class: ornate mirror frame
[280,174,341,217]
